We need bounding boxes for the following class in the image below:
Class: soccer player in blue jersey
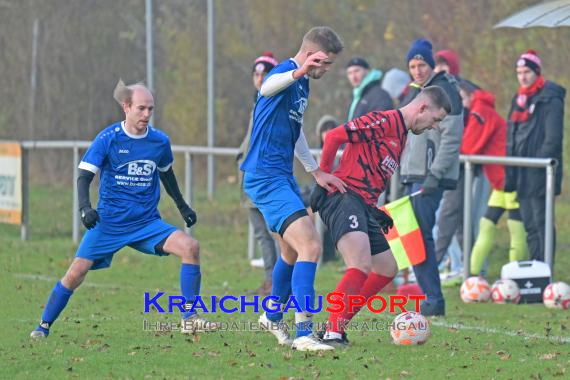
[241,26,345,351]
[30,81,217,339]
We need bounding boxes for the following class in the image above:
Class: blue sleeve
[78,132,109,173]
[158,138,174,172]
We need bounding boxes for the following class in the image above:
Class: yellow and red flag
[380,194,425,270]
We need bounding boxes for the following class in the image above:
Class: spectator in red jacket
[459,81,528,275]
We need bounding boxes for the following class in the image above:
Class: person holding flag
[311,86,451,348]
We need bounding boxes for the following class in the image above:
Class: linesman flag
[380,193,426,269]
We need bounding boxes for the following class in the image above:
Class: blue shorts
[243,172,307,235]
[76,219,178,270]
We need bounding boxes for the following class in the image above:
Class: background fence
[17,141,559,277]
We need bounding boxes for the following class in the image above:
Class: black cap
[346,57,370,70]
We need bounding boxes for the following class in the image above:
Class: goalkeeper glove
[179,204,197,228]
[370,208,394,234]
[80,206,100,230]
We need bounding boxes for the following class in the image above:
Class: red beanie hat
[517,49,541,75]
[435,49,460,76]
[253,51,278,74]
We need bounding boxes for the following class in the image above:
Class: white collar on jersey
[121,121,149,139]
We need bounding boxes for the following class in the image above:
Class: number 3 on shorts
[349,215,358,229]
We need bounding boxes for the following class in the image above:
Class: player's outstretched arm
[77,169,100,229]
[312,168,346,193]
[159,168,197,228]
[259,51,328,97]
[294,130,319,172]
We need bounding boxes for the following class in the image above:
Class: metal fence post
[389,170,401,202]
[207,0,215,200]
[72,146,80,244]
[545,162,556,273]
[247,220,256,260]
[184,152,193,235]
[463,160,473,279]
[20,147,29,241]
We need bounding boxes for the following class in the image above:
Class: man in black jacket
[506,49,565,264]
[399,39,464,316]
[345,57,393,121]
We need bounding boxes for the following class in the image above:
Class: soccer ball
[390,311,430,345]
[490,279,521,304]
[460,277,491,303]
[543,282,570,310]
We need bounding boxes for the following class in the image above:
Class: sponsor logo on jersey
[117,160,157,176]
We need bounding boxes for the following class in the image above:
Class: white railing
[460,155,557,276]
[18,141,558,274]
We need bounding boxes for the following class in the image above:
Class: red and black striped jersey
[320,109,408,207]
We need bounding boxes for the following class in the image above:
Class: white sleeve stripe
[78,161,100,174]
[158,163,172,172]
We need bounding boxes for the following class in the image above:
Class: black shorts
[318,190,390,255]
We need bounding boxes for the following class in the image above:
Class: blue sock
[181,263,201,320]
[266,256,294,322]
[292,261,317,338]
[37,281,74,334]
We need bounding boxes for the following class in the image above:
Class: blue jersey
[78,122,173,231]
[241,58,310,176]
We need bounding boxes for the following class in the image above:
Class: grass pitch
[1,184,569,379]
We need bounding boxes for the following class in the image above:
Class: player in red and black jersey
[311,86,451,347]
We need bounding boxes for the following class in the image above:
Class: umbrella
[494,0,570,28]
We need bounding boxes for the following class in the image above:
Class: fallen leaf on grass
[97,344,110,353]
[539,353,559,360]
[496,351,511,361]
[208,351,221,358]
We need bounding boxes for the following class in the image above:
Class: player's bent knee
[62,269,87,290]
[299,240,321,262]
[183,237,200,262]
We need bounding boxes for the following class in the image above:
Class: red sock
[326,268,368,334]
[337,272,394,326]
[360,272,394,302]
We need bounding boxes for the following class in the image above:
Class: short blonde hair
[302,26,344,54]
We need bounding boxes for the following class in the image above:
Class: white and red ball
[390,311,431,345]
[460,277,491,303]
[491,279,521,304]
[543,282,570,310]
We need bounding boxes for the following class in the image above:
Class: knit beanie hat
[435,49,460,76]
[252,51,278,74]
[381,68,410,99]
[516,49,541,75]
[406,38,435,68]
[346,57,370,70]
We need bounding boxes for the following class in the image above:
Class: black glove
[309,184,328,212]
[179,204,197,228]
[421,173,440,196]
[370,208,394,234]
[80,206,100,230]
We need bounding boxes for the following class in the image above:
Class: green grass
[1,184,569,379]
